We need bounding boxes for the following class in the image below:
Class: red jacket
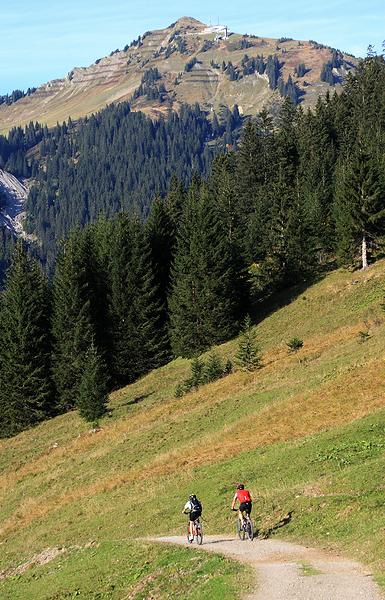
[236,489,251,503]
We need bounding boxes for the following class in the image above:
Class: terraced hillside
[1,261,385,598]
[0,16,356,134]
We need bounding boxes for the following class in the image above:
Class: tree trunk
[361,233,368,270]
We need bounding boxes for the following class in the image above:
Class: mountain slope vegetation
[0,51,382,279]
[1,38,385,600]
[1,54,385,440]
[0,17,356,134]
[0,101,242,271]
[1,259,385,598]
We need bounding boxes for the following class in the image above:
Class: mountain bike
[187,518,203,545]
[234,510,254,541]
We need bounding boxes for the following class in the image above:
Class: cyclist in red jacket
[231,483,252,525]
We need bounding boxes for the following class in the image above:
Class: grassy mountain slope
[0,16,356,134]
[1,261,385,598]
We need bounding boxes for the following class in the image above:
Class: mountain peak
[169,16,206,30]
[0,16,357,134]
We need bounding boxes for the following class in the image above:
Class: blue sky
[1,0,384,94]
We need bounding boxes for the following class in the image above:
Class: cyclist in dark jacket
[182,494,202,539]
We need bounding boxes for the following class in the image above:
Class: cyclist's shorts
[239,501,252,515]
[189,509,201,521]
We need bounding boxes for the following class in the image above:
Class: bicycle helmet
[237,483,245,490]
[189,493,196,499]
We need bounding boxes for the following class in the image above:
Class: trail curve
[155,535,384,600]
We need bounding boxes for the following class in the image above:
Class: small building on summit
[200,25,229,41]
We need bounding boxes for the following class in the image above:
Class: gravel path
[155,535,384,600]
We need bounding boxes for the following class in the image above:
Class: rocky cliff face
[0,17,356,133]
[0,169,32,240]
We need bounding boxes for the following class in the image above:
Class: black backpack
[191,496,202,512]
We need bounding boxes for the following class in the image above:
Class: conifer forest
[1,54,385,437]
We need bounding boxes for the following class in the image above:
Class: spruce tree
[145,197,174,334]
[297,102,336,259]
[248,100,314,295]
[164,176,186,252]
[295,63,307,77]
[52,233,95,411]
[204,351,224,383]
[77,344,107,423]
[235,112,275,266]
[168,181,240,357]
[209,154,239,244]
[266,55,280,89]
[189,356,205,389]
[109,215,169,386]
[212,112,221,137]
[236,120,261,214]
[334,146,385,268]
[208,154,249,313]
[0,243,53,437]
[87,219,115,369]
[261,174,314,292]
[236,316,261,371]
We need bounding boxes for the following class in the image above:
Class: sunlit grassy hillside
[1,261,385,598]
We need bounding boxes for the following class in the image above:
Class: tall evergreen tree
[297,101,336,258]
[109,214,169,386]
[165,176,185,229]
[334,146,385,268]
[249,100,315,295]
[86,220,114,370]
[236,120,261,215]
[0,243,53,437]
[146,197,174,307]
[209,154,239,244]
[145,197,174,358]
[168,180,240,357]
[208,154,249,312]
[52,233,95,411]
[235,112,275,266]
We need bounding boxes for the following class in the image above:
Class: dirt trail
[155,535,384,599]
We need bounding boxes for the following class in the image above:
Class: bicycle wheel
[237,518,246,540]
[196,521,203,545]
[246,517,254,541]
